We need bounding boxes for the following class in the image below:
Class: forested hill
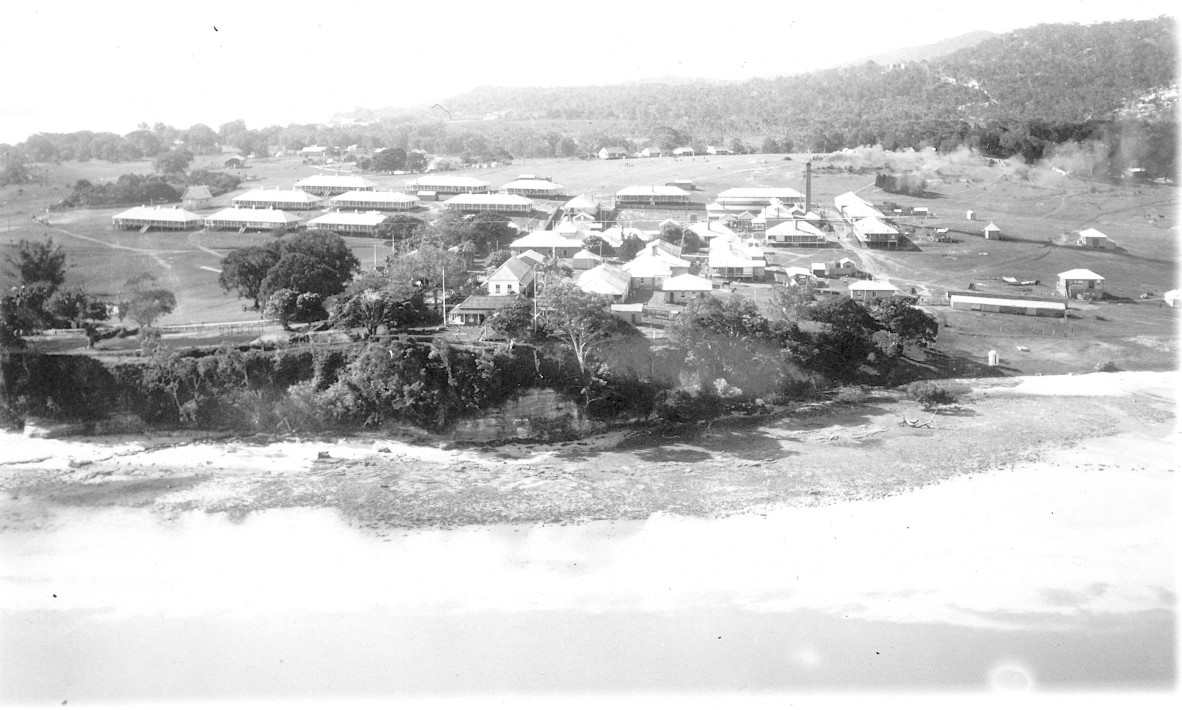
[437,17,1176,135]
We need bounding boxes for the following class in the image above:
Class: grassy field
[1,150,1176,373]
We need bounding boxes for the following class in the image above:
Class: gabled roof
[1078,228,1108,239]
[182,185,212,200]
[517,250,547,266]
[563,194,600,211]
[572,249,603,262]
[834,191,873,209]
[842,202,886,219]
[600,146,627,153]
[488,256,535,282]
[687,221,738,240]
[984,222,1001,231]
[660,273,713,292]
[576,264,631,296]
[1058,269,1105,280]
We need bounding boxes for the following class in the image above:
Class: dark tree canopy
[219,243,282,308]
[4,238,67,289]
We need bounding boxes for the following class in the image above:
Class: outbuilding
[448,295,517,327]
[1057,269,1106,299]
[947,291,1067,317]
[660,273,714,304]
[848,280,897,301]
[181,185,213,210]
[576,264,632,300]
[983,222,1002,240]
[571,249,604,271]
[1076,228,1115,249]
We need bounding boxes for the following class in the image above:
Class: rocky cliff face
[449,388,601,442]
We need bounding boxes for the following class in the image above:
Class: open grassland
[1,151,1176,373]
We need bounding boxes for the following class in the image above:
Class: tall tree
[4,238,67,290]
[118,273,176,328]
[219,243,282,308]
[537,281,630,375]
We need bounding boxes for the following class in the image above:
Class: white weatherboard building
[500,178,564,197]
[707,236,766,280]
[205,208,305,231]
[660,273,714,304]
[947,291,1067,317]
[765,219,827,247]
[615,185,692,207]
[576,264,632,300]
[405,175,490,194]
[294,175,378,196]
[112,206,203,231]
[508,231,584,259]
[716,187,804,211]
[233,189,324,211]
[852,217,900,248]
[1058,269,1106,298]
[848,280,897,301]
[443,193,534,214]
[306,211,388,235]
[834,191,884,220]
[329,191,419,211]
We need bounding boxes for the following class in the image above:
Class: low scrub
[906,381,960,410]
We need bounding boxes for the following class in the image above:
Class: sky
[0,0,1176,144]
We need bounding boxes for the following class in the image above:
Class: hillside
[845,30,998,67]
[432,18,1175,136]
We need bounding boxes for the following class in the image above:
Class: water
[0,428,1174,704]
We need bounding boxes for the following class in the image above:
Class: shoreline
[1,370,1176,532]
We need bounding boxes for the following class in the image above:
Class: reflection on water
[0,429,1174,701]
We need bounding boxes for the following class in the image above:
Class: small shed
[660,273,714,304]
[571,249,604,271]
[223,155,246,169]
[983,222,1001,240]
[1163,290,1181,308]
[181,185,213,210]
[1057,269,1106,299]
[966,210,975,221]
[1077,228,1115,249]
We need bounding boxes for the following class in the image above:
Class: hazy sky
[1,0,1175,143]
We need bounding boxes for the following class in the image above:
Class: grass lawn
[2,150,1175,373]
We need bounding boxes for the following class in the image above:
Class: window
[495,284,501,294]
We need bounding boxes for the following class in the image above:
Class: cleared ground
[1,150,1176,372]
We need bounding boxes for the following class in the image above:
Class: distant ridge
[844,30,999,66]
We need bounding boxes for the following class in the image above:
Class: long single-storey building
[448,294,517,327]
[660,273,714,304]
[716,187,804,211]
[500,178,564,197]
[112,206,203,231]
[404,175,491,194]
[946,290,1067,317]
[329,190,420,211]
[765,219,827,247]
[444,193,534,214]
[508,230,584,259]
[233,189,324,211]
[306,211,388,235]
[205,208,305,232]
[614,185,692,207]
[852,217,900,248]
[848,280,897,301]
[294,175,378,196]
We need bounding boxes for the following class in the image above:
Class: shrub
[907,381,958,410]
[834,385,871,404]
